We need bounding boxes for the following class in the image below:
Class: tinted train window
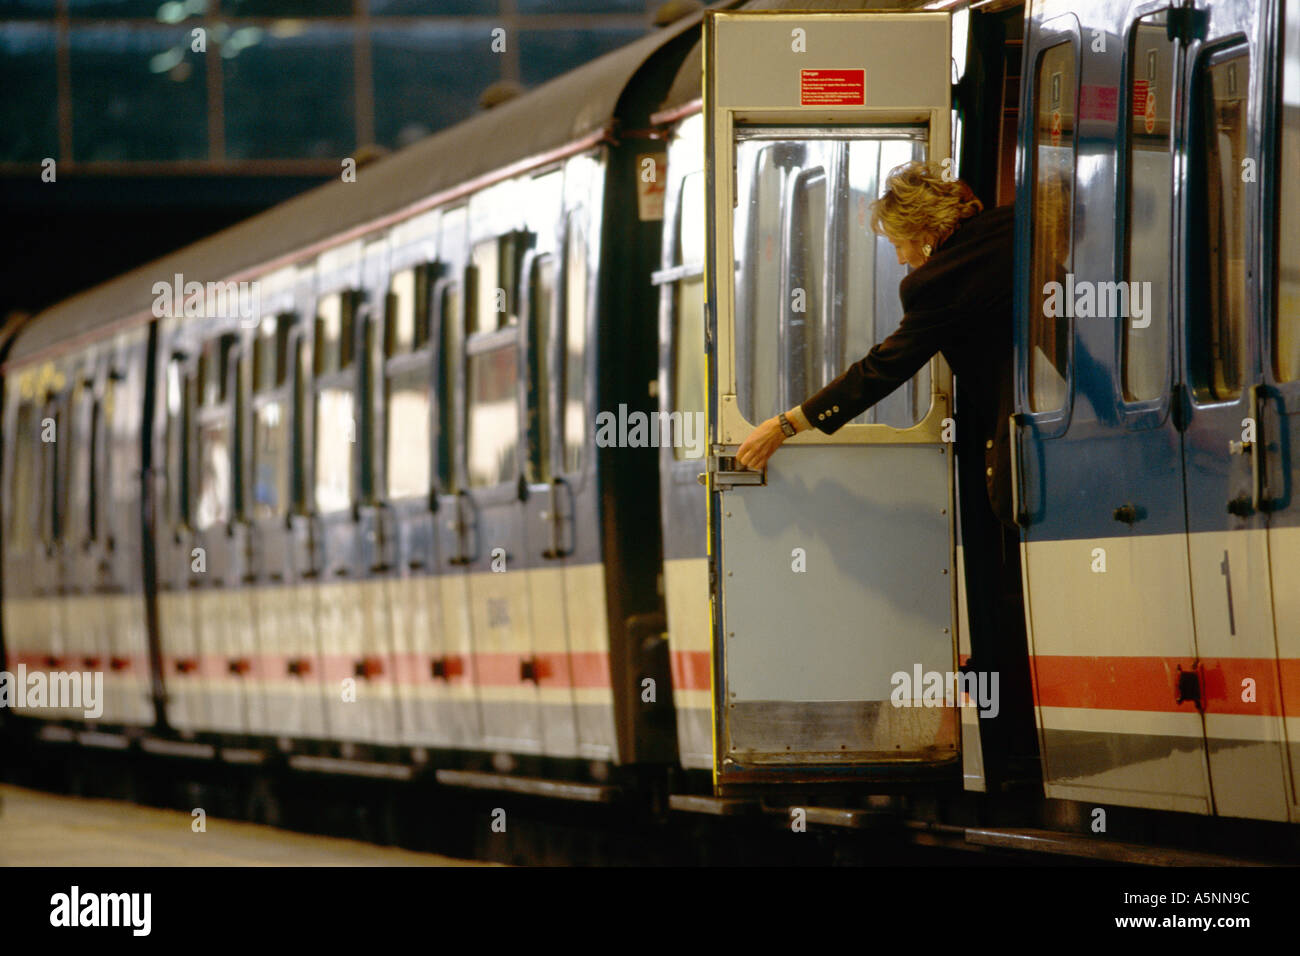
[252,317,291,520]
[80,383,97,543]
[466,342,519,488]
[165,357,188,528]
[1028,42,1075,412]
[732,131,926,428]
[194,408,230,530]
[470,233,532,334]
[1193,48,1250,401]
[314,293,357,513]
[563,209,588,475]
[525,254,556,483]
[314,291,355,376]
[384,266,434,502]
[1123,14,1175,403]
[8,400,37,553]
[387,265,430,356]
[1276,0,1300,383]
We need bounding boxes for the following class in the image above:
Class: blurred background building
[0,0,682,325]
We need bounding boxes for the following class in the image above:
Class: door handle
[542,476,575,559]
[710,455,765,490]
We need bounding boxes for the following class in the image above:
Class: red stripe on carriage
[670,650,711,692]
[1031,655,1297,716]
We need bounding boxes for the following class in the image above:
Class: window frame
[1184,37,1256,408]
[1114,6,1181,428]
[311,289,362,517]
[559,205,590,481]
[382,262,440,507]
[1018,23,1081,437]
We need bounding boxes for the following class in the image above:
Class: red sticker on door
[800,69,865,106]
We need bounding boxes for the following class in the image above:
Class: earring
[922,242,932,258]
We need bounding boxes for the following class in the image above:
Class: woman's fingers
[737,418,781,470]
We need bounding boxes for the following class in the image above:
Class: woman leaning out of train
[735,159,1040,780]
[736,158,1016,528]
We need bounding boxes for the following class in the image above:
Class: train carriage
[2,0,1299,859]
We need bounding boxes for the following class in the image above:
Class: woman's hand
[736,417,787,471]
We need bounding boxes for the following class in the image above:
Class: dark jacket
[799,204,1017,527]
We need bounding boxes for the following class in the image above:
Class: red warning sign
[1132,79,1149,117]
[800,69,865,106]
[1050,109,1062,147]
[1143,90,1157,134]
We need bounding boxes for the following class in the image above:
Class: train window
[679,170,706,268]
[673,279,706,461]
[525,254,556,483]
[733,131,925,427]
[198,339,227,407]
[785,165,827,410]
[562,209,587,475]
[253,314,291,392]
[470,233,532,334]
[314,385,354,513]
[1191,48,1250,401]
[436,281,461,494]
[386,364,432,501]
[9,400,38,553]
[466,341,519,488]
[673,172,706,462]
[1122,13,1175,403]
[79,382,98,546]
[193,395,231,532]
[841,139,928,426]
[165,358,185,528]
[387,265,431,356]
[252,321,291,521]
[1028,42,1075,413]
[1275,0,1300,383]
[314,291,355,375]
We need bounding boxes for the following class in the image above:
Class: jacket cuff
[800,391,850,434]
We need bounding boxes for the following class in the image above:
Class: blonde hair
[869,160,984,245]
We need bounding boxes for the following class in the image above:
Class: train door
[380,248,448,749]
[464,215,543,753]
[704,11,958,788]
[190,332,248,736]
[1015,12,1214,813]
[656,115,712,770]
[432,205,481,749]
[519,169,581,758]
[1178,2,1291,821]
[1267,0,1300,821]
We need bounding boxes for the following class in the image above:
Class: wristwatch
[778,412,797,438]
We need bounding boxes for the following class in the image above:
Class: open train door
[703,10,960,791]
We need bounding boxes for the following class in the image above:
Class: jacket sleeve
[800,305,959,433]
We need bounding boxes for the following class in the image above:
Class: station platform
[0,784,494,867]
